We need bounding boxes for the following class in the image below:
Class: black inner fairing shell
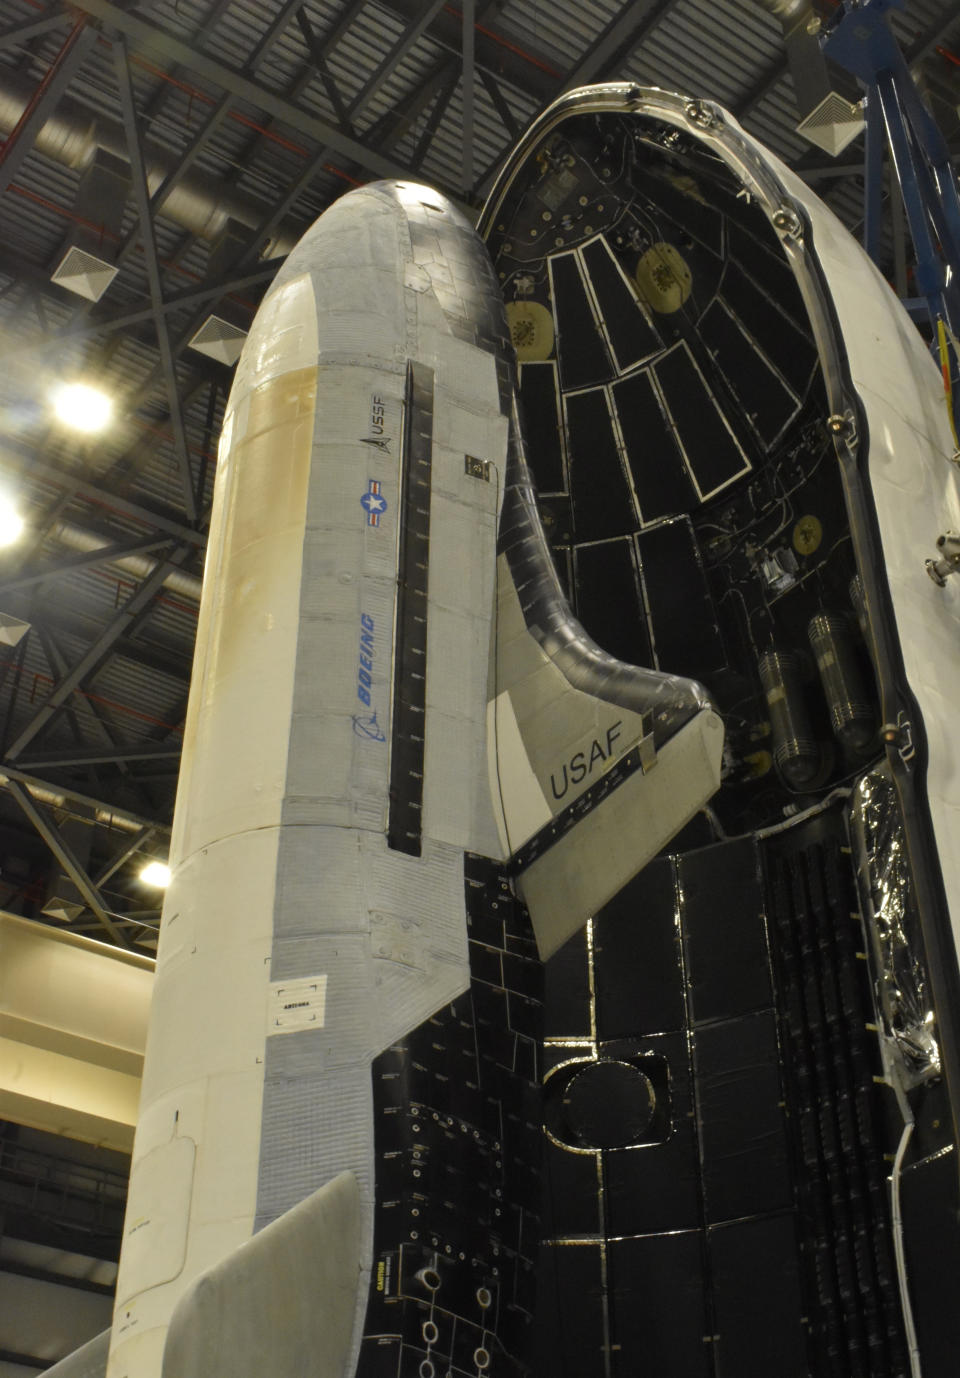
[482,108,960,1378]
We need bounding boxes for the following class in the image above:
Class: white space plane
[46,83,960,1378]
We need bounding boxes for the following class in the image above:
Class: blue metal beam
[825,0,960,436]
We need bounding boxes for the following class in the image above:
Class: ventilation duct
[188,219,249,366]
[40,808,94,923]
[755,0,864,155]
[50,148,127,302]
[0,69,298,255]
[52,521,203,603]
[0,769,164,835]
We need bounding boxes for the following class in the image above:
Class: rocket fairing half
[103,179,722,1378]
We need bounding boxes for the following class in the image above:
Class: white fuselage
[106,183,508,1378]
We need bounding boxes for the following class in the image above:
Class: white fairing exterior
[106,184,509,1378]
[731,129,960,958]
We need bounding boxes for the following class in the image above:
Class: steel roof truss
[0,8,79,53]
[18,743,182,770]
[479,67,519,140]
[0,535,176,597]
[93,822,156,888]
[294,7,356,138]
[4,778,130,946]
[112,37,198,526]
[74,0,443,188]
[4,544,190,761]
[462,0,475,192]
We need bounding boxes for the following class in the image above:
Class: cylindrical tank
[808,610,875,752]
[759,648,823,788]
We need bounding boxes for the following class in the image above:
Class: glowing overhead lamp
[140,860,172,888]
[0,495,24,548]
[51,382,113,434]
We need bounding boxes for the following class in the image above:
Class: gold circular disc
[506,300,555,360]
[635,243,692,314]
[792,514,823,555]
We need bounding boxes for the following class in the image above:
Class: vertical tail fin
[492,402,724,958]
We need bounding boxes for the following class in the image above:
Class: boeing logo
[357,612,375,708]
[352,710,385,742]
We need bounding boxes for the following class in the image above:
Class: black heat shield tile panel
[543,927,591,1040]
[518,363,565,494]
[572,539,653,670]
[709,1214,808,1378]
[900,1148,960,1377]
[359,854,542,1378]
[699,298,799,447]
[652,344,750,498]
[726,219,810,333]
[550,252,613,390]
[580,236,661,372]
[540,1136,602,1239]
[387,360,434,858]
[607,1234,712,1378]
[693,1011,794,1224]
[720,260,817,397]
[534,1243,605,1378]
[636,517,725,684]
[594,856,684,1038]
[634,168,725,261]
[611,368,698,522]
[602,1030,701,1236]
[680,837,772,1024]
[764,830,911,1378]
[565,388,637,542]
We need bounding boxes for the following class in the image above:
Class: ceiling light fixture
[51,382,114,434]
[140,860,172,888]
[0,495,24,548]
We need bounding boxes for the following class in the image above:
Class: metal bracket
[465,454,491,481]
[925,529,960,586]
[881,712,915,767]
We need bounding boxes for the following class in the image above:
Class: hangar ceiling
[0,0,956,950]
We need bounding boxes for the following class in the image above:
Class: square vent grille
[188,315,248,366]
[797,92,865,156]
[0,613,30,647]
[41,896,85,924]
[51,246,119,302]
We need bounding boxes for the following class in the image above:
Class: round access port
[476,1287,493,1309]
[422,1321,439,1345]
[474,1348,491,1370]
[418,1268,441,1292]
[562,1060,656,1148]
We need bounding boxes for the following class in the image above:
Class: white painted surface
[520,709,724,959]
[107,184,512,1378]
[726,127,960,963]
